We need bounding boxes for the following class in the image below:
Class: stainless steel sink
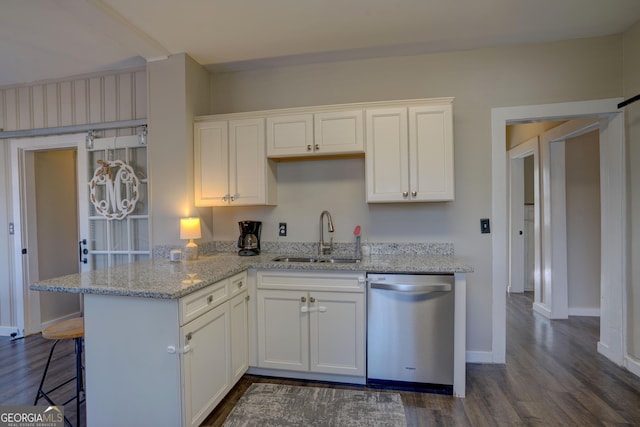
[318,258,361,264]
[271,256,318,263]
[271,256,361,264]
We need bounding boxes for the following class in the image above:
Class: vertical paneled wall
[0,68,147,133]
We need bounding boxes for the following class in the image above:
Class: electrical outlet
[279,222,287,237]
[480,218,491,234]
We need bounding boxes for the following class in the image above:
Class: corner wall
[147,54,211,247]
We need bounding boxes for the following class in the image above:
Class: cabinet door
[229,118,267,205]
[194,120,229,206]
[182,302,230,427]
[230,291,249,385]
[266,114,313,157]
[409,104,454,201]
[314,110,364,155]
[365,107,409,202]
[257,289,309,371]
[309,292,365,376]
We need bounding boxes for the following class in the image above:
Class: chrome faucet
[319,210,335,255]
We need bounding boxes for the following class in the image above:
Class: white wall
[624,21,640,361]
[565,130,601,314]
[34,150,82,323]
[208,36,623,353]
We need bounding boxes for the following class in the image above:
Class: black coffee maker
[237,220,262,256]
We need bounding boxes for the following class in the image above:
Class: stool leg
[34,339,61,405]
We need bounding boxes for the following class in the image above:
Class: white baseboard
[466,351,496,364]
[533,302,551,318]
[0,326,22,337]
[625,355,640,378]
[568,307,600,317]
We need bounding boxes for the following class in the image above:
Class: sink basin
[271,256,318,263]
[318,258,361,264]
[272,256,361,264]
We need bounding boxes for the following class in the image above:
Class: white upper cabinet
[266,109,364,158]
[195,98,452,204]
[266,114,313,157]
[194,117,277,207]
[194,120,229,206]
[314,110,364,155]
[366,99,454,202]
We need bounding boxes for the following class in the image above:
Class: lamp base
[184,241,198,261]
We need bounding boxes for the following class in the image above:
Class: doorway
[508,120,602,320]
[491,98,626,366]
[10,134,89,336]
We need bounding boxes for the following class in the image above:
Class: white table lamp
[180,217,201,260]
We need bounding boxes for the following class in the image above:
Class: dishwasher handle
[370,282,451,294]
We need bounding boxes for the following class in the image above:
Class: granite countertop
[31,252,473,299]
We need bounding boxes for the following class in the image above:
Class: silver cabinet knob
[411,191,417,197]
[310,297,316,303]
[207,295,213,304]
[301,296,307,303]
[307,144,312,151]
[185,332,193,342]
[402,191,409,197]
[315,144,320,150]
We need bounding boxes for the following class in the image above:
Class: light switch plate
[480,218,491,234]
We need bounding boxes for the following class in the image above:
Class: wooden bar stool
[34,317,85,427]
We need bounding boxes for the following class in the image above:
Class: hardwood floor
[1,293,639,426]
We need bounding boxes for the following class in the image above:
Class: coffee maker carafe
[237,220,262,256]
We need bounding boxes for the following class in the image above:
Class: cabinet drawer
[257,271,365,293]
[228,271,248,298]
[180,279,229,325]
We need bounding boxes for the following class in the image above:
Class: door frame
[491,98,626,365]
[508,136,540,297]
[10,133,88,336]
[539,119,601,319]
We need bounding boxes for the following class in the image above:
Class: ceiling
[2,0,640,87]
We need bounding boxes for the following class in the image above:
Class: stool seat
[42,317,84,340]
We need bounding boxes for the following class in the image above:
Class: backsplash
[153,241,453,259]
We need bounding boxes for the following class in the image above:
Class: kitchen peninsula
[32,250,472,427]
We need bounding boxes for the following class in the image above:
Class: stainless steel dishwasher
[367,273,454,393]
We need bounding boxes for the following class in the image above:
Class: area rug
[223,383,407,427]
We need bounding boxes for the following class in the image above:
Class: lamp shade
[180,217,201,240]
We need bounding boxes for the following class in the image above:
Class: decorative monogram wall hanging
[89,159,140,220]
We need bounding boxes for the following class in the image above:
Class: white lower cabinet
[83,271,248,427]
[230,290,250,384]
[182,302,230,427]
[256,271,366,378]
